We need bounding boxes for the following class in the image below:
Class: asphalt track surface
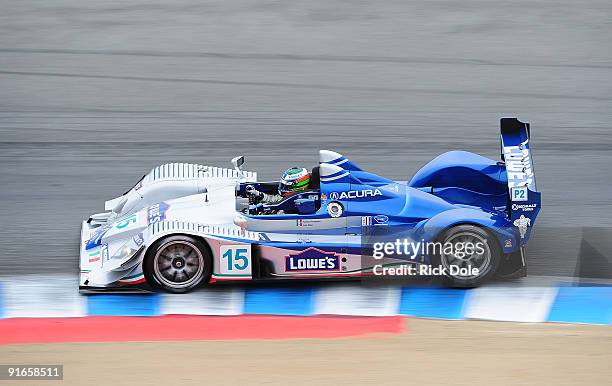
[1,1,611,276]
[1,319,610,385]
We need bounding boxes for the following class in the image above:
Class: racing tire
[433,225,501,287]
[144,235,212,293]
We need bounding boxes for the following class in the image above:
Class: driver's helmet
[279,167,311,196]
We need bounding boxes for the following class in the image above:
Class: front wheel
[144,235,212,293]
[434,225,501,287]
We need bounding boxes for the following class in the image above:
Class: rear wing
[500,118,541,241]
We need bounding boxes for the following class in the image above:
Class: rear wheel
[434,225,501,287]
[144,235,211,293]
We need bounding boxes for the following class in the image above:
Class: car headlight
[116,244,139,259]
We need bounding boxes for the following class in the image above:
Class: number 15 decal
[219,245,252,276]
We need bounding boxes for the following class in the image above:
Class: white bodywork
[101,163,256,223]
[80,162,258,288]
[79,150,380,290]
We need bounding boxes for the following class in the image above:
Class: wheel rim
[440,231,491,280]
[153,241,205,289]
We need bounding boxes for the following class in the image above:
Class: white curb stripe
[160,288,244,316]
[464,286,559,323]
[314,285,401,316]
[1,275,86,318]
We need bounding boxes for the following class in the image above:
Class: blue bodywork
[239,118,540,277]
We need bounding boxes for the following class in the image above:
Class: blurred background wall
[0,0,611,276]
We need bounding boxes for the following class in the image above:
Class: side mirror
[231,155,244,168]
[231,156,245,178]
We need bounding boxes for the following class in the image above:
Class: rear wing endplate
[500,118,541,241]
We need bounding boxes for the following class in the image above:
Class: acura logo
[328,189,382,200]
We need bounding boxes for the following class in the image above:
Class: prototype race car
[80,118,541,293]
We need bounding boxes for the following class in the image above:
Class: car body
[79,118,541,292]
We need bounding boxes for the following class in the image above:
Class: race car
[79,117,541,293]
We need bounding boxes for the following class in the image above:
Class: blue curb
[548,286,612,325]
[399,288,468,319]
[0,276,610,325]
[87,294,161,316]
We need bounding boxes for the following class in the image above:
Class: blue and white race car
[79,118,541,292]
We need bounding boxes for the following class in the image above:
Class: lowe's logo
[285,247,340,272]
[329,189,382,201]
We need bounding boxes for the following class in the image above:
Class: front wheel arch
[143,234,213,293]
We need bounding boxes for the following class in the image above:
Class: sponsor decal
[285,247,340,272]
[327,202,344,218]
[329,189,382,201]
[513,215,531,239]
[374,215,389,224]
[296,219,321,227]
[363,215,388,226]
[511,186,528,202]
[504,142,534,188]
[132,232,144,246]
[147,202,169,224]
[504,239,513,248]
[512,203,537,212]
[320,193,328,201]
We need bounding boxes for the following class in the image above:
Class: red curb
[0,315,405,345]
